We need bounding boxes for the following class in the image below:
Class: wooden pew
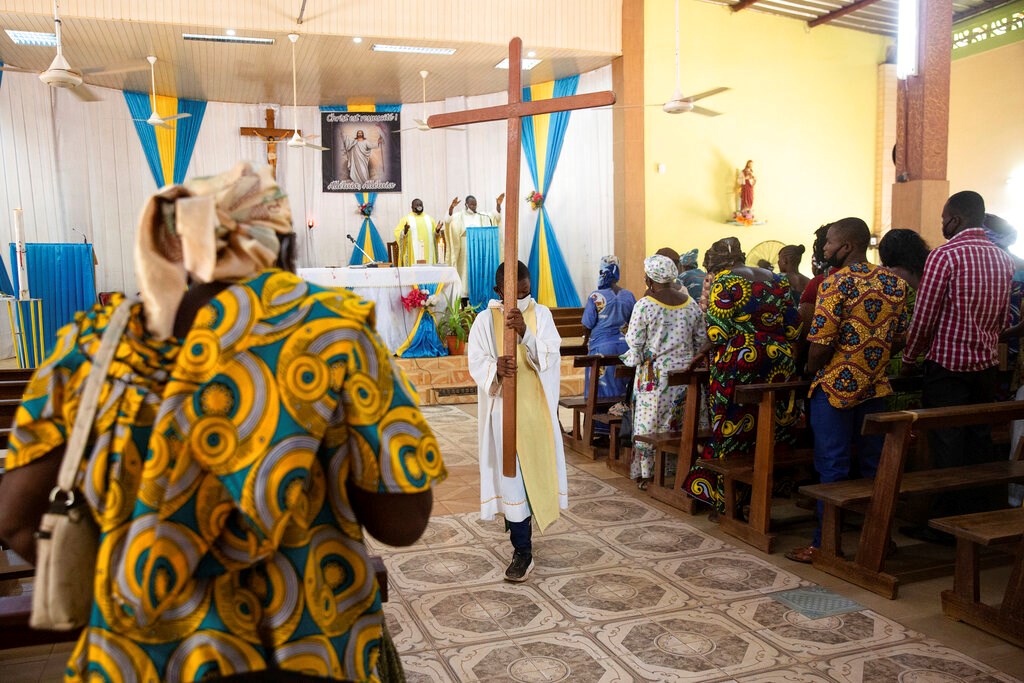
[0,555,391,650]
[632,368,710,514]
[700,379,815,553]
[929,507,1024,647]
[603,365,635,476]
[801,401,1024,599]
[559,354,624,459]
[550,307,587,357]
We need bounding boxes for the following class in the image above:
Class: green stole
[491,302,560,530]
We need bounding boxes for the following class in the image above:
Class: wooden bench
[635,369,710,514]
[801,400,1024,598]
[0,554,391,650]
[550,307,587,357]
[594,413,625,473]
[929,507,1024,647]
[558,354,624,459]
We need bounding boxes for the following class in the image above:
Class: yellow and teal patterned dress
[8,269,445,682]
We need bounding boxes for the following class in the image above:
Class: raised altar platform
[395,355,585,406]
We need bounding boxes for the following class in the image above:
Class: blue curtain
[319,104,402,112]
[123,91,163,188]
[10,243,97,355]
[173,98,208,183]
[468,228,501,310]
[520,75,581,307]
[348,192,389,265]
[396,282,448,358]
[0,257,13,297]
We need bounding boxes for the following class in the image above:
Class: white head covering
[644,254,678,284]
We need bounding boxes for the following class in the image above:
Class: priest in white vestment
[447,194,504,305]
[468,260,567,582]
[394,198,442,265]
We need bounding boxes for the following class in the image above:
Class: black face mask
[823,246,848,270]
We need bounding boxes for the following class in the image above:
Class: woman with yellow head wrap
[0,162,444,682]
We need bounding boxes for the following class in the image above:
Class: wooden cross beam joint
[240,108,301,179]
[427,37,615,477]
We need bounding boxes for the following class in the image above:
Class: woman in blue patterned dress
[582,256,637,415]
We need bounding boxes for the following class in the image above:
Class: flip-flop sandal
[637,479,650,491]
[784,545,818,563]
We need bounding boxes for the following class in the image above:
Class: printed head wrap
[644,254,678,284]
[134,162,292,339]
[679,249,699,269]
[705,237,746,274]
[598,255,620,289]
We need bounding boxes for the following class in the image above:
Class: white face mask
[517,296,533,309]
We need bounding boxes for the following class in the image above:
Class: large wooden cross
[240,108,302,179]
[428,38,615,476]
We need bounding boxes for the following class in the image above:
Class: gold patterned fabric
[8,270,445,682]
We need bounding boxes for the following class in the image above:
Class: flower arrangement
[732,209,755,226]
[436,294,478,347]
[525,190,544,210]
[357,202,374,217]
[400,286,430,312]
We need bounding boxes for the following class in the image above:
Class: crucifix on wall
[428,37,615,476]
[240,108,301,179]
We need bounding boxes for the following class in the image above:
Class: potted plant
[436,295,477,355]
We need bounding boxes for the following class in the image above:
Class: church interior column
[891,0,953,246]
[613,0,647,297]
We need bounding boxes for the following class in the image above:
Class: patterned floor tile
[811,640,1021,682]
[652,551,807,604]
[414,515,479,549]
[444,631,635,682]
[563,496,667,526]
[567,474,622,499]
[407,584,568,646]
[591,609,791,682]
[400,651,460,683]
[593,520,726,560]
[536,567,698,623]
[530,530,629,576]
[455,510,579,544]
[769,587,864,619]
[722,595,915,660]
[385,547,505,592]
[382,601,430,654]
[436,441,476,467]
[735,664,841,682]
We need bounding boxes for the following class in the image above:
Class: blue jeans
[810,389,885,546]
[508,517,532,554]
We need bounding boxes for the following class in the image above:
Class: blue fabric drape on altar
[0,258,14,297]
[468,227,501,310]
[520,76,581,307]
[396,282,448,358]
[173,98,208,183]
[348,192,390,265]
[10,243,96,355]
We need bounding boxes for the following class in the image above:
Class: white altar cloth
[298,265,462,353]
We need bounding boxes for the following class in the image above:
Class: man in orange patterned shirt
[786,217,909,563]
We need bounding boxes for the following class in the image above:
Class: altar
[298,265,462,354]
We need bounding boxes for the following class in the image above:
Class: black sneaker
[504,551,534,582]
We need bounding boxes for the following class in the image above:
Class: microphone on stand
[346,233,380,267]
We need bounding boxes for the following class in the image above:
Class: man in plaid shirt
[901,191,1014,538]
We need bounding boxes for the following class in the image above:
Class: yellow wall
[948,42,1024,234]
[643,0,888,263]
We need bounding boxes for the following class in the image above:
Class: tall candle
[13,208,29,300]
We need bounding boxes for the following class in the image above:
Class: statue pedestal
[892,179,950,246]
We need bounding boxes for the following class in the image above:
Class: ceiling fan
[133,56,191,129]
[284,34,328,151]
[660,0,729,116]
[398,71,465,133]
[0,0,147,102]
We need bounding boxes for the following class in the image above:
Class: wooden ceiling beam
[808,0,884,27]
[731,0,762,13]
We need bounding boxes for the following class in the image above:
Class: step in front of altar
[394,356,585,406]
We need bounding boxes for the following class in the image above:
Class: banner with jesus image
[321,111,402,192]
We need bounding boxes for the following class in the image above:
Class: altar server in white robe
[447,194,504,292]
[394,198,442,265]
[468,260,567,582]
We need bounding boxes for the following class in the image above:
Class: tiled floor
[4,402,1024,682]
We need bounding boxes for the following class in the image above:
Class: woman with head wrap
[582,256,637,426]
[777,245,810,302]
[621,254,707,489]
[683,237,802,514]
[0,162,444,682]
[677,249,706,301]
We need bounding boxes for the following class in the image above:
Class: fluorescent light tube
[495,58,542,70]
[896,0,918,79]
[182,33,274,45]
[371,44,456,55]
[5,30,58,47]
